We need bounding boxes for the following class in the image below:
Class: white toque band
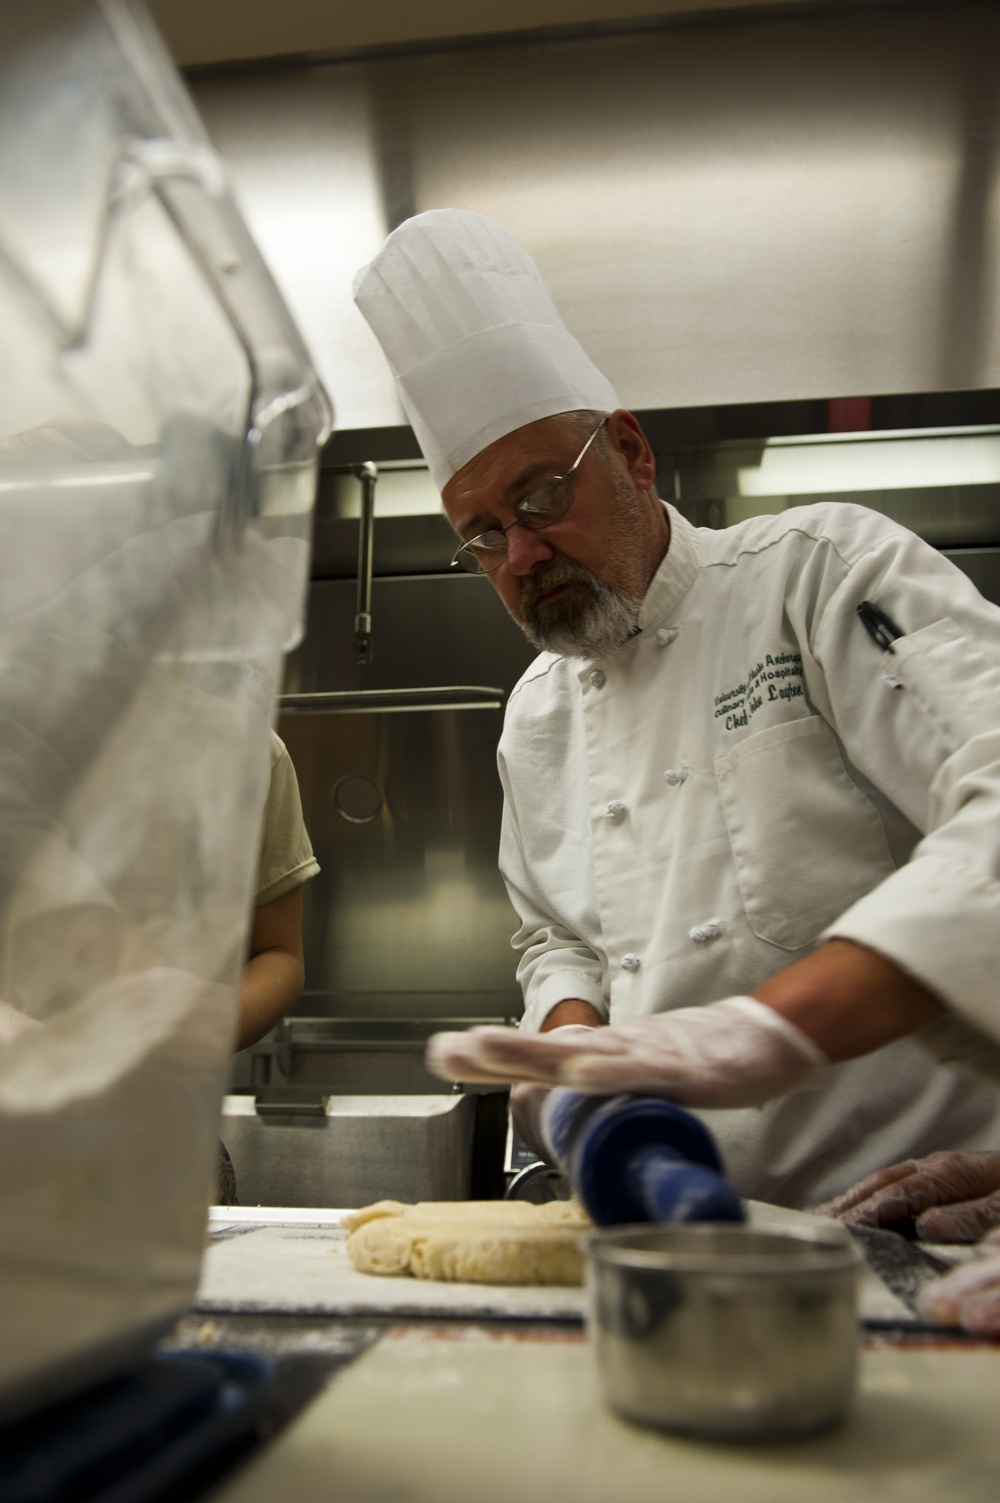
[353,209,619,492]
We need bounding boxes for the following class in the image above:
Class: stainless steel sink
[220,1092,476,1209]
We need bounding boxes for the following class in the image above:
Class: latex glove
[816,1151,1000,1242]
[916,1230,1000,1335]
[508,1026,600,1163]
[426,997,827,1109]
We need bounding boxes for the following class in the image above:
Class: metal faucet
[353,461,377,664]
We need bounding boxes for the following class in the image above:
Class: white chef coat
[498,500,1000,1207]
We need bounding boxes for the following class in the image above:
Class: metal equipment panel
[220,1093,475,1207]
[279,698,522,1021]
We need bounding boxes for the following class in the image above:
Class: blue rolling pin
[540,1088,745,1226]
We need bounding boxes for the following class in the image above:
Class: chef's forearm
[752,937,945,1062]
[540,999,604,1032]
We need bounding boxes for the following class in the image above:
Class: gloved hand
[507,1026,600,1163]
[816,1151,1000,1242]
[916,1230,1000,1335]
[510,1085,552,1163]
[426,997,827,1109]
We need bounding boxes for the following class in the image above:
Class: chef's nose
[504,523,555,575]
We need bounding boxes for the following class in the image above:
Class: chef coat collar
[636,502,700,632]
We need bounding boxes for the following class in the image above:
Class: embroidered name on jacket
[713,651,804,729]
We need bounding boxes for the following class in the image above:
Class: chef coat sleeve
[804,509,1000,1047]
[497,742,608,1034]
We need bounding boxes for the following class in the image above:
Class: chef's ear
[607,410,657,491]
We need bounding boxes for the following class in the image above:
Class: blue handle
[542,1089,745,1227]
[632,1146,744,1224]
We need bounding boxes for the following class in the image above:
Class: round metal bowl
[586,1223,862,1441]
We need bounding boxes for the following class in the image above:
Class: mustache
[519,560,598,614]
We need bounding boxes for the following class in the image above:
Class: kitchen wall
[188,0,1000,433]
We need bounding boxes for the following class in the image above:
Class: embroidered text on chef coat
[714,651,804,732]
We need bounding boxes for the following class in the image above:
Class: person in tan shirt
[219,731,318,1204]
[238,731,319,1052]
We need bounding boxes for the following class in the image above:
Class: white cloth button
[882,673,904,691]
[621,953,641,971]
[656,627,679,647]
[606,800,626,818]
[689,919,723,944]
[589,669,607,689]
[663,767,689,786]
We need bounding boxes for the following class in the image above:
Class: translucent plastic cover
[0,0,331,1421]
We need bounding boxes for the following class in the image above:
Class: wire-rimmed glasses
[450,416,608,575]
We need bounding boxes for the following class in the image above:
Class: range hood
[188,1,1000,433]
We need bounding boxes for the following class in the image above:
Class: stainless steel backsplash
[278,572,535,1021]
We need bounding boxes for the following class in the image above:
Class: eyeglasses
[450,416,608,575]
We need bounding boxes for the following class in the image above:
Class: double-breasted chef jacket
[498,500,1000,1207]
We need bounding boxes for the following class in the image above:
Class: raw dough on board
[343,1199,591,1285]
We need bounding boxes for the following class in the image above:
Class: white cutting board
[195,1203,912,1323]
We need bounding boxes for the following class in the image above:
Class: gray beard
[519,562,642,660]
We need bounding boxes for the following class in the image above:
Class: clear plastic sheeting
[0,0,331,1423]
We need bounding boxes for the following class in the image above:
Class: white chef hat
[353,210,619,492]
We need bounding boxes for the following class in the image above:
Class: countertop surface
[207,1323,1000,1503]
[156,1203,1000,1502]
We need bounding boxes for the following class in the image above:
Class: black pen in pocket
[857,600,903,654]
